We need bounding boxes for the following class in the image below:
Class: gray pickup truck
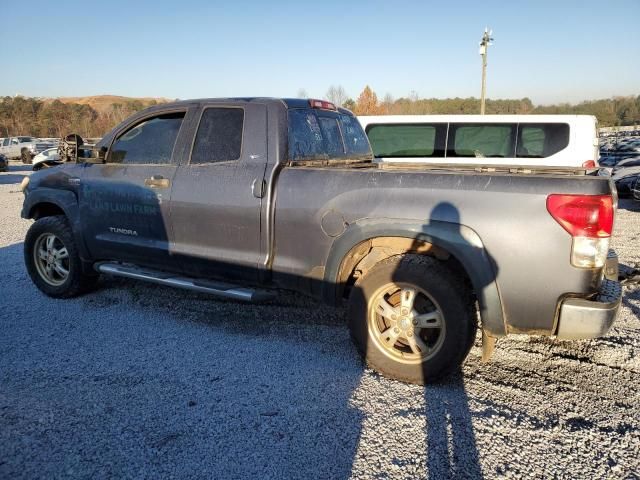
[20,98,622,384]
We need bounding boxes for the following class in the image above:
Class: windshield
[288,109,372,162]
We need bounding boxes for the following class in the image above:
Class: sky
[1,0,638,105]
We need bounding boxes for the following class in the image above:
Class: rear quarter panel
[272,166,612,335]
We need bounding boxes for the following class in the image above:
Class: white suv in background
[358,115,599,168]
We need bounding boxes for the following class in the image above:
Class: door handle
[144,175,170,188]
[252,178,265,198]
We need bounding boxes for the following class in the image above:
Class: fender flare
[323,218,506,337]
[21,188,90,261]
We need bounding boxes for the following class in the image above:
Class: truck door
[169,103,268,282]
[78,109,189,269]
[9,138,20,158]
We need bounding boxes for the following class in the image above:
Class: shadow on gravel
[622,287,640,318]
[423,375,482,479]
[409,203,490,479]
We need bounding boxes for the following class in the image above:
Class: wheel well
[337,236,472,300]
[30,202,66,220]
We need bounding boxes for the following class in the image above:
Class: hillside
[43,95,172,112]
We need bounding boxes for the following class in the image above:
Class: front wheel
[348,255,477,384]
[24,216,99,298]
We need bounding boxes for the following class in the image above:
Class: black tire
[348,254,477,384]
[21,148,32,164]
[24,216,99,298]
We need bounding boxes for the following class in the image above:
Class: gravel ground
[1,162,639,479]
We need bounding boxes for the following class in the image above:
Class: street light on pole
[479,27,494,115]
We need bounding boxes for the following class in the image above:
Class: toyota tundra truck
[20,98,622,384]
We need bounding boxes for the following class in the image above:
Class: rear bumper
[555,278,622,340]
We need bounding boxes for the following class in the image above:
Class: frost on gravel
[0,164,638,479]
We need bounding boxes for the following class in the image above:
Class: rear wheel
[24,216,98,298]
[348,255,477,384]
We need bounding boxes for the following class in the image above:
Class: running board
[95,263,274,303]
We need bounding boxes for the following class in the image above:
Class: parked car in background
[599,155,622,168]
[614,169,640,197]
[633,177,640,202]
[612,157,640,171]
[358,115,600,168]
[0,136,55,163]
[0,153,7,172]
[31,147,62,171]
[615,143,640,155]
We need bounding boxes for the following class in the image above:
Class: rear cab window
[288,108,371,162]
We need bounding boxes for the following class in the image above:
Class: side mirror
[82,146,107,164]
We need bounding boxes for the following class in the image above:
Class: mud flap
[481,330,497,362]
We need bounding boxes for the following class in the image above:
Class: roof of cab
[140,97,351,112]
[140,97,309,109]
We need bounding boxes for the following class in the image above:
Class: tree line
[0,96,161,139]
[1,87,639,139]
[326,85,640,127]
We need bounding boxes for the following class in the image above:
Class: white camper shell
[358,115,599,168]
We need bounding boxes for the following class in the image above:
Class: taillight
[582,160,597,169]
[547,194,613,238]
[309,99,337,110]
[547,194,614,268]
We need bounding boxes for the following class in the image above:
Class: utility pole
[479,27,494,115]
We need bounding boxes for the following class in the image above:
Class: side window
[366,124,446,157]
[3,139,9,146]
[338,115,371,156]
[448,124,516,158]
[517,123,570,158]
[109,112,184,165]
[191,108,244,164]
[11,138,19,145]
